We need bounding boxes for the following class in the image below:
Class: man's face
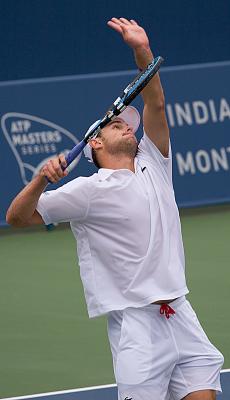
[99,118,138,158]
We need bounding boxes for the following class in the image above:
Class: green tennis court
[0,205,229,398]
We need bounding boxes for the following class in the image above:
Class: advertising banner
[1,61,229,226]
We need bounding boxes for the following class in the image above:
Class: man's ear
[89,137,103,150]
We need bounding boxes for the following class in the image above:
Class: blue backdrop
[1,61,230,226]
[0,0,229,81]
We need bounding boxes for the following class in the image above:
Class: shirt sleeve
[138,131,173,183]
[36,177,90,225]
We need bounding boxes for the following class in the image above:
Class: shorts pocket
[115,307,166,385]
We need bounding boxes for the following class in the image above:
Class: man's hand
[107,18,150,52]
[40,153,68,184]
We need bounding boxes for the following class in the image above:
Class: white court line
[0,383,117,400]
[1,370,230,400]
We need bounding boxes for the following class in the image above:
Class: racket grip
[64,139,86,168]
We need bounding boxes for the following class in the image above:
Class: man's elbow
[158,96,165,110]
[145,95,165,112]
[6,210,28,227]
[155,93,166,110]
[6,211,21,227]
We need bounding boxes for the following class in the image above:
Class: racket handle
[64,139,86,168]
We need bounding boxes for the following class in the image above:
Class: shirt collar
[97,158,146,181]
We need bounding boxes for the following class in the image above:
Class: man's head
[84,106,140,168]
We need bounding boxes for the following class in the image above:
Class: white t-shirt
[37,133,189,317]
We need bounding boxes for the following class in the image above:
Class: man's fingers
[110,17,122,25]
[108,17,140,36]
[111,17,137,26]
[58,154,68,177]
[50,158,65,178]
[42,164,59,183]
[47,160,62,180]
[119,17,134,25]
[107,20,122,34]
[119,17,131,25]
[40,154,68,183]
[130,19,138,25]
[58,153,67,169]
[107,18,131,36]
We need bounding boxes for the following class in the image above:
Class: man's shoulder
[138,132,171,163]
[55,174,98,194]
[68,173,99,185]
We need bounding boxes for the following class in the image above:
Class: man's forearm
[6,153,68,227]
[6,175,48,226]
[134,46,165,106]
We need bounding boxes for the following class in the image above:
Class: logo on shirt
[124,397,133,400]
[1,112,80,185]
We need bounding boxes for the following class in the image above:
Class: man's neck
[102,155,135,172]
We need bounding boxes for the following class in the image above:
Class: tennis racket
[65,55,164,168]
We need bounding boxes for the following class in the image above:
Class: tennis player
[6,18,223,400]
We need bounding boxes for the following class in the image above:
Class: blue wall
[0,0,229,81]
[1,60,230,225]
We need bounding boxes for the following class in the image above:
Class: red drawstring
[160,304,175,319]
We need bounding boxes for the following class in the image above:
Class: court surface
[0,205,229,398]
[1,371,230,400]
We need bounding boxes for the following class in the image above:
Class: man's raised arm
[107,17,169,157]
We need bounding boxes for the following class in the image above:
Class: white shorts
[107,296,224,400]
